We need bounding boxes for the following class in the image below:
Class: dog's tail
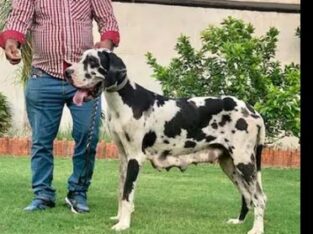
[256,120,265,171]
[256,119,266,194]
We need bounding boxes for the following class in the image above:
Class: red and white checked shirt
[0,0,120,79]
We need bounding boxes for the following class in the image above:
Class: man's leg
[24,71,64,211]
[65,83,101,213]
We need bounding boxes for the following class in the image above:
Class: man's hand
[94,39,114,51]
[4,39,22,65]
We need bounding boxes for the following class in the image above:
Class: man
[0,0,120,213]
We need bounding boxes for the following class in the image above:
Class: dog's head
[65,49,127,105]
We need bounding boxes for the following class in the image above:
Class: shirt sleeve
[0,33,4,48]
[91,0,120,47]
[0,0,34,49]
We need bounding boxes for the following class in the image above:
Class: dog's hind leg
[219,155,250,224]
[234,157,266,234]
[111,157,142,231]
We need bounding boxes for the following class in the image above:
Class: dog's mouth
[73,82,103,106]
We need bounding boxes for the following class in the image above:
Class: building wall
[0,2,300,133]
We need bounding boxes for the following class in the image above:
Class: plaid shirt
[0,0,120,79]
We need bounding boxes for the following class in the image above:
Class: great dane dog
[65,49,267,234]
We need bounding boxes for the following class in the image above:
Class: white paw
[111,222,130,231]
[247,228,263,234]
[227,218,243,224]
[110,215,120,221]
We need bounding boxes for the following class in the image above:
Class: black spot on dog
[119,82,169,120]
[206,135,216,142]
[97,67,107,76]
[184,141,196,148]
[251,114,260,119]
[219,114,232,127]
[250,154,255,162]
[228,147,233,154]
[85,73,92,79]
[142,131,156,153]
[235,118,248,131]
[123,159,139,201]
[83,55,100,70]
[164,97,226,141]
[211,122,218,129]
[223,97,237,111]
[155,95,166,107]
[237,163,255,184]
[125,133,131,142]
[163,140,170,144]
[220,131,225,134]
[225,138,229,142]
[160,150,171,159]
[150,161,157,169]
[232,130,236,134]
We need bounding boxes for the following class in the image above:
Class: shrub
[0,92,12,136]
[146,17,300,138]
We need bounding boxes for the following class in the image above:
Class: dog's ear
[107,53,127,82]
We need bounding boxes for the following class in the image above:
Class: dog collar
[106,77,129,92]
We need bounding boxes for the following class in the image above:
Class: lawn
[0,156,300,234]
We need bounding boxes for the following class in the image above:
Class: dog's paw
[227,218,243,224]
[247,228,263,234]
[110,215,120,221]
[111,222,130,231]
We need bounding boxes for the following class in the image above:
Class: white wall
[0,2,300,134]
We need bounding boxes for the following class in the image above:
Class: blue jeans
[25,67,101,202]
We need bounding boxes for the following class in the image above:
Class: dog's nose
[64,69,74,81]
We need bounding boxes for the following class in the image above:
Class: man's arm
[91,0,120,50]
[0,0,34,64]
[0,0,34,48]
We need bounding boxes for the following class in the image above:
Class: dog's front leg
[110,150,127,221]
[111,158,141,231]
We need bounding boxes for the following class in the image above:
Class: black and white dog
[65,49,267,234]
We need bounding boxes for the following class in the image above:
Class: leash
[78,97,100,185]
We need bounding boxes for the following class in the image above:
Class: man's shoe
[65,192,90,213]
[24,198,55,211]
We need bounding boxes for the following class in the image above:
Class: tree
[146,17,300,138]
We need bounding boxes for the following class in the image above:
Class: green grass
[0,156,300,234]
